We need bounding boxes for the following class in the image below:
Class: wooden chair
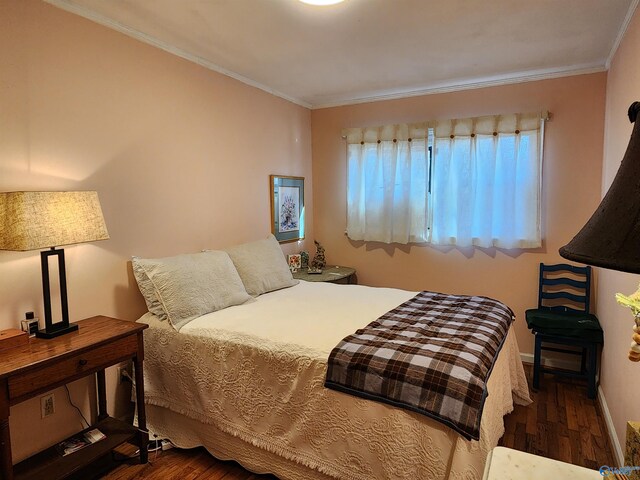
[525,263,604,399]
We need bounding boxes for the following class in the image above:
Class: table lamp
[560,101,640,360]
[0,191,109,338]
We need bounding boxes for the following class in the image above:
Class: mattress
[139,281,531,479]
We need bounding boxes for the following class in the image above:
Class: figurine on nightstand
[310,240,326,270]
[300,251,309,269]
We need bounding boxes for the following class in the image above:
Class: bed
[137,277,531,480]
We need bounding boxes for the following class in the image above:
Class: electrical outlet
[40,393,55,418]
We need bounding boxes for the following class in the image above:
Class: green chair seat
[525,309,604,343]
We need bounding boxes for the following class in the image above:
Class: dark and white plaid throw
[325,291,514,440]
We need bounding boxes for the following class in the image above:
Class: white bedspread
[140,281,531,480]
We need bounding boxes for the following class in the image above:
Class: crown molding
[606,0,640,69]
[44,0,313,109]
[311,63,607,109]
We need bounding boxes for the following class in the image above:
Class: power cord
[63,382,167,463]
[64,384,90,428]
[121,369,134,383]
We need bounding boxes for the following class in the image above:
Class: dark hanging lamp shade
[560,102,640,274]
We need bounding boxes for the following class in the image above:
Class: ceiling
[47,0,637,108]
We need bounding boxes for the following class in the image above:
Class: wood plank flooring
[498,364,615,470]
[102,365,616,479]
[103,444,275,480]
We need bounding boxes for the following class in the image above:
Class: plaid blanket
[325,291,514,440]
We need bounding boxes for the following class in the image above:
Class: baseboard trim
[519,353,624,465]
[598,386,624,466]
[519,352,580,371]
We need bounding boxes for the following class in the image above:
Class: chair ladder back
[537,263,591,314]
[531,263,599,399]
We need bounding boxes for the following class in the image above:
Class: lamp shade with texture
[0,191,109,338]
[559,102,640,274]
[0,191,109,251]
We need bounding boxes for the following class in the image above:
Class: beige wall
[0,0,312,462]
[1,0,628,467]
[598,5,640,456]
[311,74,607,358]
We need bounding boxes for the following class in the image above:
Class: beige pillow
[225,235,298,297]
[133,251,251,330]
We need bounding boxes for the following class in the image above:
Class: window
[345,112,544,248]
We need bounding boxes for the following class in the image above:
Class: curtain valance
[342,111,549,143]
[433,111,548,138]
[342,123,431,144]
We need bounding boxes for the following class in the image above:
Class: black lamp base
[39,247,77,340]
[35,322,79,339]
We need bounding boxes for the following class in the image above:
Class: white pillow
[225,235,298,297]
[132,251,251,330]
[132,257,166,320]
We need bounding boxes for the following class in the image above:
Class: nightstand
[292,265,356,284]
[0,316,148,480]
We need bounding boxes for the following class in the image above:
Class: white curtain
[345,123,430,244]
[430,113,543,248]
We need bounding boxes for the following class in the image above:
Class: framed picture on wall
[270,175,305,243]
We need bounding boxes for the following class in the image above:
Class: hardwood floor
[499,364,615,470]
[103,444,275,480]
[102,365,616,479]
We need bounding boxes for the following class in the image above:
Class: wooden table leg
[134,333,148,464]
[96,369,108,421]
[0,379,13,480]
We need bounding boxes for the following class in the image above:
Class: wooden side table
[293,265,356,284]
[0,316,148,480]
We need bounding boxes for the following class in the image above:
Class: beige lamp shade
[0,191,110,251]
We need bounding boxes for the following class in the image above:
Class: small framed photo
[288,254,302,271]
[270,175,305,243]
